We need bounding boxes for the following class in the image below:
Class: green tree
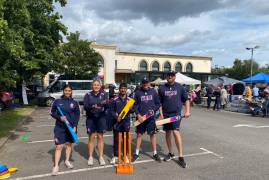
[0,0,67,90]
[223,59,259,80]
[56,31,103,79]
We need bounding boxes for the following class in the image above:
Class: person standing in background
[213,87,221,111]
[220,86,228,109]
[206,85,214,109]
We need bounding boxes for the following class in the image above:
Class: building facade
[43,43,213,86]
[91,43,212,84]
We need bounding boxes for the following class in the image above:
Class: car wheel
[0,102,5,112]
[45,98,54,107]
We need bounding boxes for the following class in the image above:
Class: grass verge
[0,107,35,138]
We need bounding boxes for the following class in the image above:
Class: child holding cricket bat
[50,84,80,175]
[110,83,133,164]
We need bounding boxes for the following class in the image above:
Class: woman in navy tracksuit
[84,80,108,166]
[50,84,80,175]
[109,83,132,164]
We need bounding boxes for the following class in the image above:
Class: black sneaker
[153,154,162,163]
[178,157,186,168]
[132,154,139,162]
[163,153,175,162]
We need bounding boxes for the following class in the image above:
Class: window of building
[163,62,171,72]
[175,62,182,72]
[139,60,148,71]
[152,61,159,71]
[186,63,193,72]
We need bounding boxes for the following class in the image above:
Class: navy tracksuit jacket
[50,96,80,144]
[134,87,161,116]
[158,82,189,117]
[83,91,108,133]
[110,95,132,156]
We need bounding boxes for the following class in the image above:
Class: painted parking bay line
[12,148,220,180]
[233,124,269,128]
[27,133,135,144]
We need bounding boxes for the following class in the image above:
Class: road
[1,107,269,180]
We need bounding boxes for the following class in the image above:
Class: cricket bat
[134,110,154,126]
[155,116,182,126]
[118,98,135,121]
[57,106,79,144]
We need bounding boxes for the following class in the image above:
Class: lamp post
[246,45,259,84]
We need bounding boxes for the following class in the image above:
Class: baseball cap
[141,77,150,84]
[167,71,176,76]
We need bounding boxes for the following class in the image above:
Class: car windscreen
[68,82,92,90]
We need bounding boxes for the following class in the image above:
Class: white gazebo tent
[150,77,163,85]
[161,72,201,85]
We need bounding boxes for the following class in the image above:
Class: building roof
[91,43,212,60]
[116,51,212,61]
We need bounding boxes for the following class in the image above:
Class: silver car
[37,80,93,106]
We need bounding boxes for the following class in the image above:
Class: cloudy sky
[55,0,269,67]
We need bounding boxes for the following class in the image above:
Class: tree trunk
[22,81,28,105]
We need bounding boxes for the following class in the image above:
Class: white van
[37,80,93,106]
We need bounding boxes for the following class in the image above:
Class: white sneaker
[99,157,106,166]
[88,157,93,166]
[65,160,74,169]
[51,166,59,176]
[126,156,129,164]
[110,156,118,164]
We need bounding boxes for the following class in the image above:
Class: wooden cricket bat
[134,111,154,126]
[155,116,181,126]
[118,98,135,121]
[57,106,79,144]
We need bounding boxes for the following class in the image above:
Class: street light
[246,45,259,84]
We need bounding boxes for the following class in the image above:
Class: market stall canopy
[241,72,269,83]
[150,78,163,85]
[161,73,201,85]
[204,76,244,87]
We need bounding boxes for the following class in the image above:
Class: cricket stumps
[116,132,133,174]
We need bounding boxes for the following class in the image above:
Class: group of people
[50,71,190,175]
[244,84,269,101]
[205,85,229,111]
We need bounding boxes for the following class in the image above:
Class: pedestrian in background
[213,87,221,111]
[206,85,214,109]
[220,86,228,109]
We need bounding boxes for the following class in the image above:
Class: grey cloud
[84,0,234,25]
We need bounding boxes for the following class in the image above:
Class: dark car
[0,91,13,111]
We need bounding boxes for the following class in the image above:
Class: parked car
[0,91,13,111]
[37,80,93,106]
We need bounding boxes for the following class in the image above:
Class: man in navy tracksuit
[133,78,162,162]
[109,83,132,164]
[159,71,190,168]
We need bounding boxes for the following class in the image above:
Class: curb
[0,106,37,150]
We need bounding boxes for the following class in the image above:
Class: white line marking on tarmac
[12,150,212,180]
[233,124,269,128]
[200,147,224,159]
[27,133,135,144]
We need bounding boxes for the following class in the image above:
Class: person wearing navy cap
[158,71,190,168]
[133,78,162,162]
